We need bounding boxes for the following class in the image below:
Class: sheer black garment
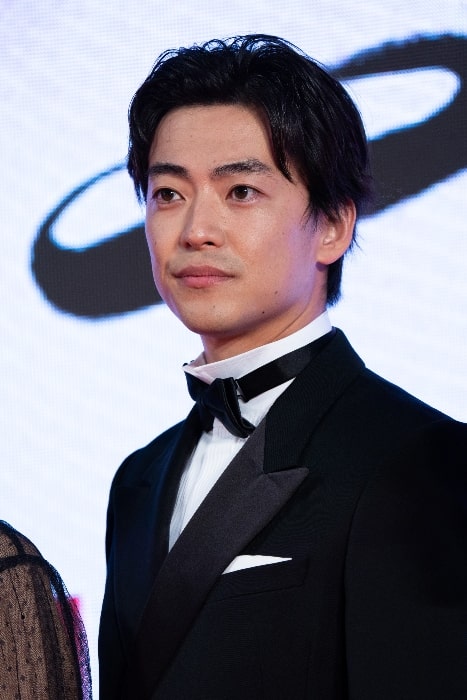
[0,520,92,699]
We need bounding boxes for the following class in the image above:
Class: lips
[174,265,234,288]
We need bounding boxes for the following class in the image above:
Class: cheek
[151,254,168,295]
[144,222,155,255]
[150,263,171,306]
[145,225,164,267]
[261,233,315,293]
[144,233,164,286]
[146,243,156,270]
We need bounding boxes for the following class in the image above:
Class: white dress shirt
[168,311,332,549]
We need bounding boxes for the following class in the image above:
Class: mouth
[173,265,234,289]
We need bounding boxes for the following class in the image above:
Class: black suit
[99,329,467,699]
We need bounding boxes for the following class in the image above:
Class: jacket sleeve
[345,419,467,699]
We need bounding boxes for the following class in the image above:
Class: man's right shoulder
[111,418,187,488]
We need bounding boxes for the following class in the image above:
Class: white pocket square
[222,554,292,574]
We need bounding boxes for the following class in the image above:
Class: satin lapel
[123,419,308,699]
[113,408,202,650]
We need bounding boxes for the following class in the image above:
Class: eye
[152,188,182,203]
[229,185,258,202]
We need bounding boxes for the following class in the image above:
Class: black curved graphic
[335,35,467,212]
[31,35,467,319]
[32,165,160,318]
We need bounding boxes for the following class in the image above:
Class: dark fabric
[122,421,307,698]
[185,330,335,436]
[99,329,467,700]
[186,373,255,436]
[0,520,92,700]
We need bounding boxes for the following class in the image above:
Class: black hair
[128,34,372,304]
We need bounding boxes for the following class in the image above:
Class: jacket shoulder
[111,419,186,489]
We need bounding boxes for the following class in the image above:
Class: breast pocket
[208,556,309,602]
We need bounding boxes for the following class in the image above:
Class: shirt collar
[183,311,332,384]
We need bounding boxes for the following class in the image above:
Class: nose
[180,193,225,249]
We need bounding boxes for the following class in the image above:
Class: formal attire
[99,323,467,699]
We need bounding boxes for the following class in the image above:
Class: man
[99,35,467,699]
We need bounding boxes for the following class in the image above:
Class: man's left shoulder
[347,417,467,573]
[324,329,451,424]
[391,417,467,474]
[357,417,467,518]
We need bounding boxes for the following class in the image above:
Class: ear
[316,201,356,265]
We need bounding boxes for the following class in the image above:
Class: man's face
[145,104,343,361]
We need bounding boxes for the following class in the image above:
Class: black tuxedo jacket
[99,330,467,699]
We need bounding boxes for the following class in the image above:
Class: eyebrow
[147,158,273,181]
[147,163,188,179]
[211,159,274,178]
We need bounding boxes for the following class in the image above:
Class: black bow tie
[184,329,335,438]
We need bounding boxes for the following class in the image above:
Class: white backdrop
[1,0,466,689]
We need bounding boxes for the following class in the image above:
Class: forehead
[148,104,275,166]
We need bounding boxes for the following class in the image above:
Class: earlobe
[317,201,356,265]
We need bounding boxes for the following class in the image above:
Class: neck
[201,308,327,363]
